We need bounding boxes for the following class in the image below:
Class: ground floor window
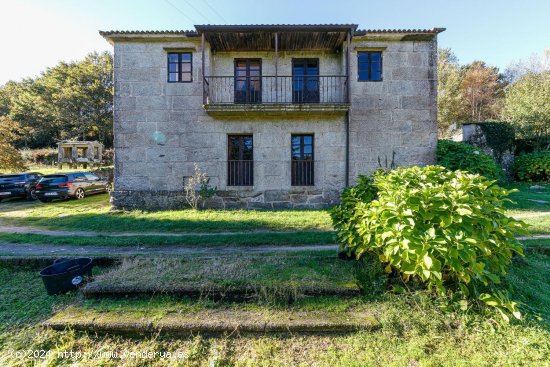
[228,135,253,186]
[291,134,314,186]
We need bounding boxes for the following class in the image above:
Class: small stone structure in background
[57,141,103,169]
[462,123,515,173]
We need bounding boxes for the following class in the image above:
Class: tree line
[438,48,550,150]
[1,48,549,171]
[0,51,113,151]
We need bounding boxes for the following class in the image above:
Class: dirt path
[517,234,550,240]
[0,223,313,237]
[0,235,547,256]
[0,242,339,256]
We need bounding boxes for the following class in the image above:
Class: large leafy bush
[437,140,503,181]
[332,166,527,319]
[513,151,550,182]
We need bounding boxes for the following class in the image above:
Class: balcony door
[292,59,319,103]
[234,59,261,104]
[228,135,253,186]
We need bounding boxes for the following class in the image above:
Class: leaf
[440,216,453,228]
[458,283,470,297]
[423,254,433,269]
[422,269,431,279]
[456,207,472,216]
[496,308,510,323]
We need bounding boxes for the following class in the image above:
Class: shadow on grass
[505,183,550,212]
[0,194,334,234]
[0,231,337,248]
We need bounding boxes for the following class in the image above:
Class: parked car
[0,172,43,202]
[35,172,110,202]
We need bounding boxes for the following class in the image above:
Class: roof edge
[354,28,446,36]
[99,26,446,44]
[194,24,359,33]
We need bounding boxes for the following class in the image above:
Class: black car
[35,172,110,202]
[0,172,43,202]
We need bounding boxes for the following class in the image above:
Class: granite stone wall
[110,34,438,210]
[348,38,438,183]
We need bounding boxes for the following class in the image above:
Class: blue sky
[1,0,549,84]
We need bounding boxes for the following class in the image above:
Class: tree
[1,51,114,149]
[504,49,550,82]
[0,116,27,171]
[503,71,550,150]
[460,61,505,122]
[437,51,506,137]
[45,51,114,145]
[437,48,463,136]
[0,81,19,117]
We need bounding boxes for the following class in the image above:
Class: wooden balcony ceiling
[195,24,358,52]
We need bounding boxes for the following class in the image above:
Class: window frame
[167,52,193,83]
[227,134,254,186]
[357,51,383,82]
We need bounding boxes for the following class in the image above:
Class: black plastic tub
[39,258,93,295]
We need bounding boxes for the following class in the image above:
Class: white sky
[0,1,112,83]
[1,0,549,84]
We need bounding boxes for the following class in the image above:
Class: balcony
[203,76,349,115]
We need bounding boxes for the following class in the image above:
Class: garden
[0,137,549,365]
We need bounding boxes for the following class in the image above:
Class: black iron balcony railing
[204,76,348,105]
[291,159,314,186]
[227,160,254,186]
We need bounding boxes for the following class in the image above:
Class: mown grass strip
[0,231,336,248]
[0,194,333,233]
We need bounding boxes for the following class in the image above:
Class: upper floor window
[168,52,192,83]
[357,51,382,81]
[234,59,261,104]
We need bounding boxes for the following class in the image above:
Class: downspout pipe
[345,110,350,187]
[345,30,351,187]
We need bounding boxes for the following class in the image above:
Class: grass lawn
[505,182,550,211]
[1,248,549,366]
[0,231,336,250]
[0,194,334,233]
[0,183,547,241]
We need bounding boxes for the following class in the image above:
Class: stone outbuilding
[57,140,103,168]
[100,24,444,210]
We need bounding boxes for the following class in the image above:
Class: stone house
[100,24,443,210]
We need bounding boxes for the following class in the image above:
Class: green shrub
[437,140,504,181]
[332,166,528,320]
[19,148,57,165]
[331,175,378,251]
[513,151,550,182]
